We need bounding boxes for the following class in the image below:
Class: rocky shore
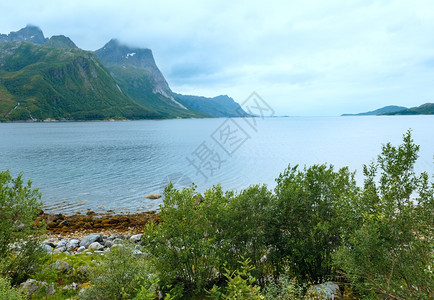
[19,210,160,297]
[37,209,159,239]
[23,231,149,297]
[41,231,146,256]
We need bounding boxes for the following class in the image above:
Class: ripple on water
[2,117,434,213]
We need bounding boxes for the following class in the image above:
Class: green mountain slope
[341,105,407,116]
[0,41,160,121]
[383,103,434,115]
[95,40,208,118]
[1,25,248,121]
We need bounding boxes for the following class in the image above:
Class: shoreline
[0,116,224,124]
[37,209,159,240]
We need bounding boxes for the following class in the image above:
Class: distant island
[342,103,434,116]
[0,26,248,122]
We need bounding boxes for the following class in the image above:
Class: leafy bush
[261,271,305,300]
[81,244,155,300]
[220,185,274,283]
[144,166,360,293]
[335,131,434,298]
[0,170,47,285]
[144,183,275,294]
[270,164,358,283]
[0,275,25,300]
[143,184,227,293]
[208,258,264,300]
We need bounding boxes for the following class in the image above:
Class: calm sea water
[0,116,433,214]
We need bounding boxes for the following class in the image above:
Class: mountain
[174,93,249,117]
[0,25,47,44]
[341,105,407,116]
[45,35,78,49]
[0,29,159,121]
[0,25,247,121]
[95,39,206,118]
[383,103,434,115]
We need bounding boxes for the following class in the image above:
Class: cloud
[1,0,434,115]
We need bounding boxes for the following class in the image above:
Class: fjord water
[1,116,433,214]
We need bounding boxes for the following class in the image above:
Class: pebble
[63,282,79,290]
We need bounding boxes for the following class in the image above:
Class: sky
[1,0,434,116]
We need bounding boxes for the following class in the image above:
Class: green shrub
[261,272,305,300]
[144,183,275,294]
[335,131,434,298]
[221,185,274,283]
[0,275,25,300]
[0,170,47,285]
[143,184,228,293]
[270,164,358,283]
[208,258,263,300]
[81,244,155,300]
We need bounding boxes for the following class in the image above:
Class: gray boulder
[76,246,86,253]
[55,260,72,273]
[104,240,114,248]
[41,244,53,253]
[53,246,66,254]
[107,234,117,240]
[66,239,80,251]
[113,238,123,245]
[20,279,55,296]
[130,234,143,243]
[56,240,67,248]
[80,233,103,248]
[132,249,144,258]
[88,242,104,251]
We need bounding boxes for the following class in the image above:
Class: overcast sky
[1,0,434,116]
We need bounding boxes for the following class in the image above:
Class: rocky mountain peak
[95,39,154,69]
[45,35,78,49]
[0,25,47,44]
[95,39,180,106]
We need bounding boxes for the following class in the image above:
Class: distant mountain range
[341,105,408,116]
[174,94,249,117]
[384,103,434,115]
[342,103,434,116]
[0,25,247,121]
